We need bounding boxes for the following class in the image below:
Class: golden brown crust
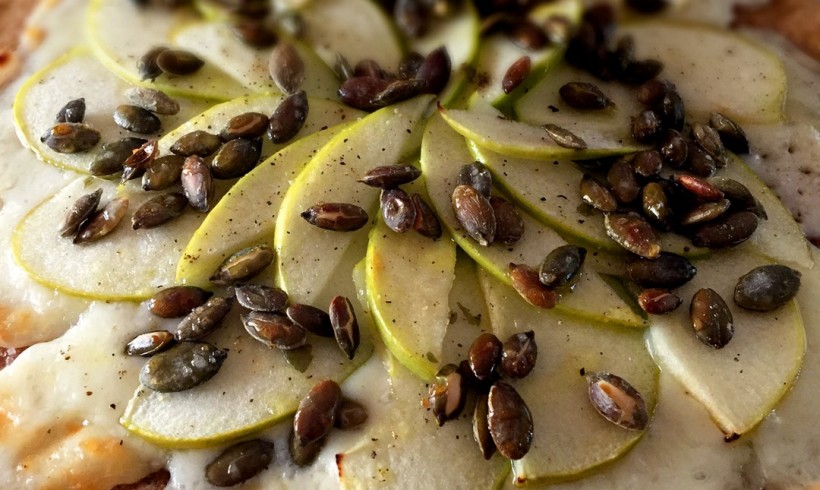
[733,0,820,61]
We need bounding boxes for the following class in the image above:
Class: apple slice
[86,0,246,101]
[479,270,658,486]
[621,20,786,124]
[12,48,210,174]
[172,22,339,99]
[439,107,643,161]
[647,251,805,437]
[12,178,206,301]
[176,124,352,289]
[474,0,583,114]
[365,183,457,380]
[274,95,434,307]
[298,0,403,72]
[121,309,374,448]
[421,114,645,328]
[470,145,707,258]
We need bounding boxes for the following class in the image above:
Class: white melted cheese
[0,0,818,488]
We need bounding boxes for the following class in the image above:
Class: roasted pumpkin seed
[692,211,759,248]
[138,46,168,81]
[680,199,731,226]
[637,288,682,315]
[508,262,558,309]
[74,197,128,244]
[636,78,674,106]
[149,285,212,318]
[607,158,640,204]
[398,51,425,80]
[543,123,587,150]
[411,193,442,239]
[232,19,278,48]
[452,184,496,246]
[242,311,307,350]
[126,330,176,357]
[659,90,685,131]
[559,82,612,110]
[690,288,734,349]
[468,332,502,382]
[269,43,306,94]
[488,381,533,460]
[286,304,334,338]
[221,112,269,141]
[122,138,158,182]
[268,90,309,144]
[586,372,648,430]
[335,398,368,429]
[500,330,537,379]
[56,98,86,123]
[210,138,262,179]
[131,192,188,229]
[580,175,618,212]
[427,363,467,426]
[289,428,325,467]
[41,123,101,153]
[210,245,274,285]
[142,154,185,190]
[604,212,661,258]
[709,112,749,154]
[489,196,524,245]
[686,141,718,177]
[175,296,234,341]
[205,439,274,487]
[381,188,417,233]
[171,130,223,157]
[658,129,687,168]
[156,49,204,76]
[734,265,801,312]
[457,162,492,198]
[329,295,360,360]
[502,56,531,94]
[473,392,496,460]
[416,46,451,94]
[139,341,227,392]
[294,379,342,446]
[631,150,663,177]
[181,155,214,212]
[113,105,161,134]
[124,87,180,115]
[538,245,586,288]
[301,202,369,231]
[91,137,147,177]
[631,109,662,143]
[234,284,288,312]
[59,188,102,238]
[359,165,422,189]
[626,252,696,289]
[371,78,428,107]
[692,123,727,165]
[673,173,724,202]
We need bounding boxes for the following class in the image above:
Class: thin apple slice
[121,309,374,448]
[12,48,210,174]
[298,0,403,72]
[479,270,658,486]
[439,107,643,161]
[717,156,813,269]
[647,251,805,437]
[365,183,457,380]
[475,0,583,114]
[177,124,352,289]
[471,145,707,258]
[12,178,206,301]
[421,114,645,328]
[621,20,786,124]
[274,95,434,308]
[86,0,246,101]
[172,22,339,99]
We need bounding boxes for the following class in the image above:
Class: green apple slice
[621,20,786,124]
[12,48,211,174]
[479,270,659,485]
[172,21,339,99]
[298,0,403,71]
[86,0,246,101]
[177,124,351,289]
[470,144,707,258]
[717,156,813,270]
[439,107,643,161]
[647,251,805,437]
[121,309,374,448]
[274,95,434,307]
[12,177,206,301]
[475,0,583,114]
[421,114,645,328]
[365,184,457,380]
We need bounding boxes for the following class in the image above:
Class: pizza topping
[123,139,159,182]
[487,381,533,460]
[604,212,661,258]
[175,296,234,341]
[139,341,227,392]
[268,42,306,95]
[181,155,214,212]
[220,112,269,141]
[242,311,308,350]
[231,19,278,48]
[91,137,148,177]
[329,295,360,360]
[267,90,309,144]
[210,245,274,285]
[637,288,682,315]
[692,210,760,249]
[59,188,102,238]
[301,202,370,231]
[538,245,586,288]
[334,397,369,429]
[40,122,101,153]
[234,284,288,313]
[586,372,649,430]
[499,331,537,379]
[124,87,180,116]
[709,112,750,155]
[149,285,212,318]
[426,363,468,426]
[501,55,531,94]
[205,439,275,487]
[131,192,188,230]
[359,165,422,189]
[55,97,86,123]
[489,196,524,245]
[142,154,185,190]
[286,304,335,338]
[690,288,735,349]
[73,196,129,244]
[734,264,802,312]
[558,81,612,110]
[155,48,204,76]
[452,184,496,246]
[137,46,168,81]
[542,122,587,150]
[171,130,223,157]
[125,331,176,357]
[113,104,162,134]
[210,137,262,179]
[293,380,343,448]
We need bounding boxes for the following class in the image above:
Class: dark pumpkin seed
[538,245,586,288]
[686,141,718,177]
[139,341,227,392]
[690,288,734,349]
[210,245,275,285]
[604,212,661,258]
[124,87,180,115]
[427,363,467,426]
[232,19,278,48]
[468,332,502,382]
[452,184,496,246]
[631,109,662,143]
[242,311,307,350]
[371,78,428,107]
[293,380,342,446]
[131,192,188,230]
[580,175,618,212]
[210,138,262,179]
[286,304,334,338]
[156,49,204,76]
[56,98,86,123]
[338,76,391,111]
[125,330,176,357]
[359,165,422,189]
[353,59,386,80]
[673,173,724,202]
[234,284,288,312]
[181,155,214,212]
[41,123,101,153]
[658,129,688,168]
[91,137,147,177]
[490,196,524,245]
[170,130,223,157]
[508,262,558,309]
[138,46,168,81]
[692,123,727,165]
[636,78,674,106]
[381,188,417,233]
[641,182,671,227]
[394,0,429,38]
[268,90,309,144]
[59,188,102,238]
[205,439,274,487]
[411,193,442,239]
[543,123,587,150]
[457,162,492,198]
[631,150,663,177]
[709,112,749,154]
[473,393,496,460]
[659,90,685,131]
[74,197,129,244]
[149,285,212,318]
[416,46,451,94]
[509,18,548,51]
[502,56,531,95]
[122,139,158,182]
[221,112,269,141]
[329,295,360,360]
[175,296,234,341]
[626,252,696,289]
[500,331,537,379]
[335,398,368,429]
[334,53,355,82]
[142,154,185,191]
[734,265,801,311]
[301,202,369,231]
[488,381,533,460]
[680,199,731,226]
[638,288,682,315]
[586,372,648,430]
[398,51,425,80]
[559,82,612,110]
[113,105,161,134]
[711,177,767,219]
[607,158,640,204]
[269,43,306,94]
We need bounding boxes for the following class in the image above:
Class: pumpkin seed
[690,288,734,349]
[659,90,685,131]
[636,78,674,106]
[142,154,185,190]
[354,59,386,79]
[620,58,663,85]
[559,82,612,110]
[427,363,467,426]
[473,392,497,460]
[416,46,451,94]
[640,182,670,227]
[586,372,648,430]
[56,98,86,123]
[210,245,275,285]
[543,123,587,150]
[658,129,687,168]
[301,202,369,231]
[268,90,309,144]
[122,139,158,182]
[59,188,102,238]
[125,330,176,357]
[673,173,724,201]
[468,332,502,382]
[139,341,227,392]
[131,192,188,229]
[686,141,718,177]
[734,265,801,312]
[509,18,548,51]
[538,245,586,288]
[329,295,360,360]
[500,330,537,379]
[711,177,767,219]
[125,87,179,115]
[709,112,749,154]
[41,123,101,153]
[411,193,443,239]
[508,262,558,309]
[286,304,334,338]
[149,285,212,318]
[580,175,618,212]
[181,156,214,212]
[138,46,168,81]
[692,211,759,249]
[457,162,492,198]
[372,78,428,107]
[91,137,147,176]
[381,188,417,233]
[234,284,288,312]
[489,196,524,245]
[175,296,234,341]
[452,184,496,246]
[502,56,531,94]
[170,130,223,157]
[626,252,696,289]
[232,19,278,48]
[156,49,204,76]
[221,112,269,141]
[631,149,663,177]
[394,0,429,38]
[210,138,262,179]
[335,398,368,429]
[607,158,640,204]
[293,380,342,446]
[359,165,422,189]
[338,76,391,111]
[637,288,682,315]
[205,439,274,487]
[488,381,533,460]
[398,51,425,80]
[269,43,306,94]
[604,212,661,258]
[242,311,307,350]
[113,105,161,134]
[334,53,355,82]
[692,123,727,166]
[680,199,731,226]
[74,197,129,244]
